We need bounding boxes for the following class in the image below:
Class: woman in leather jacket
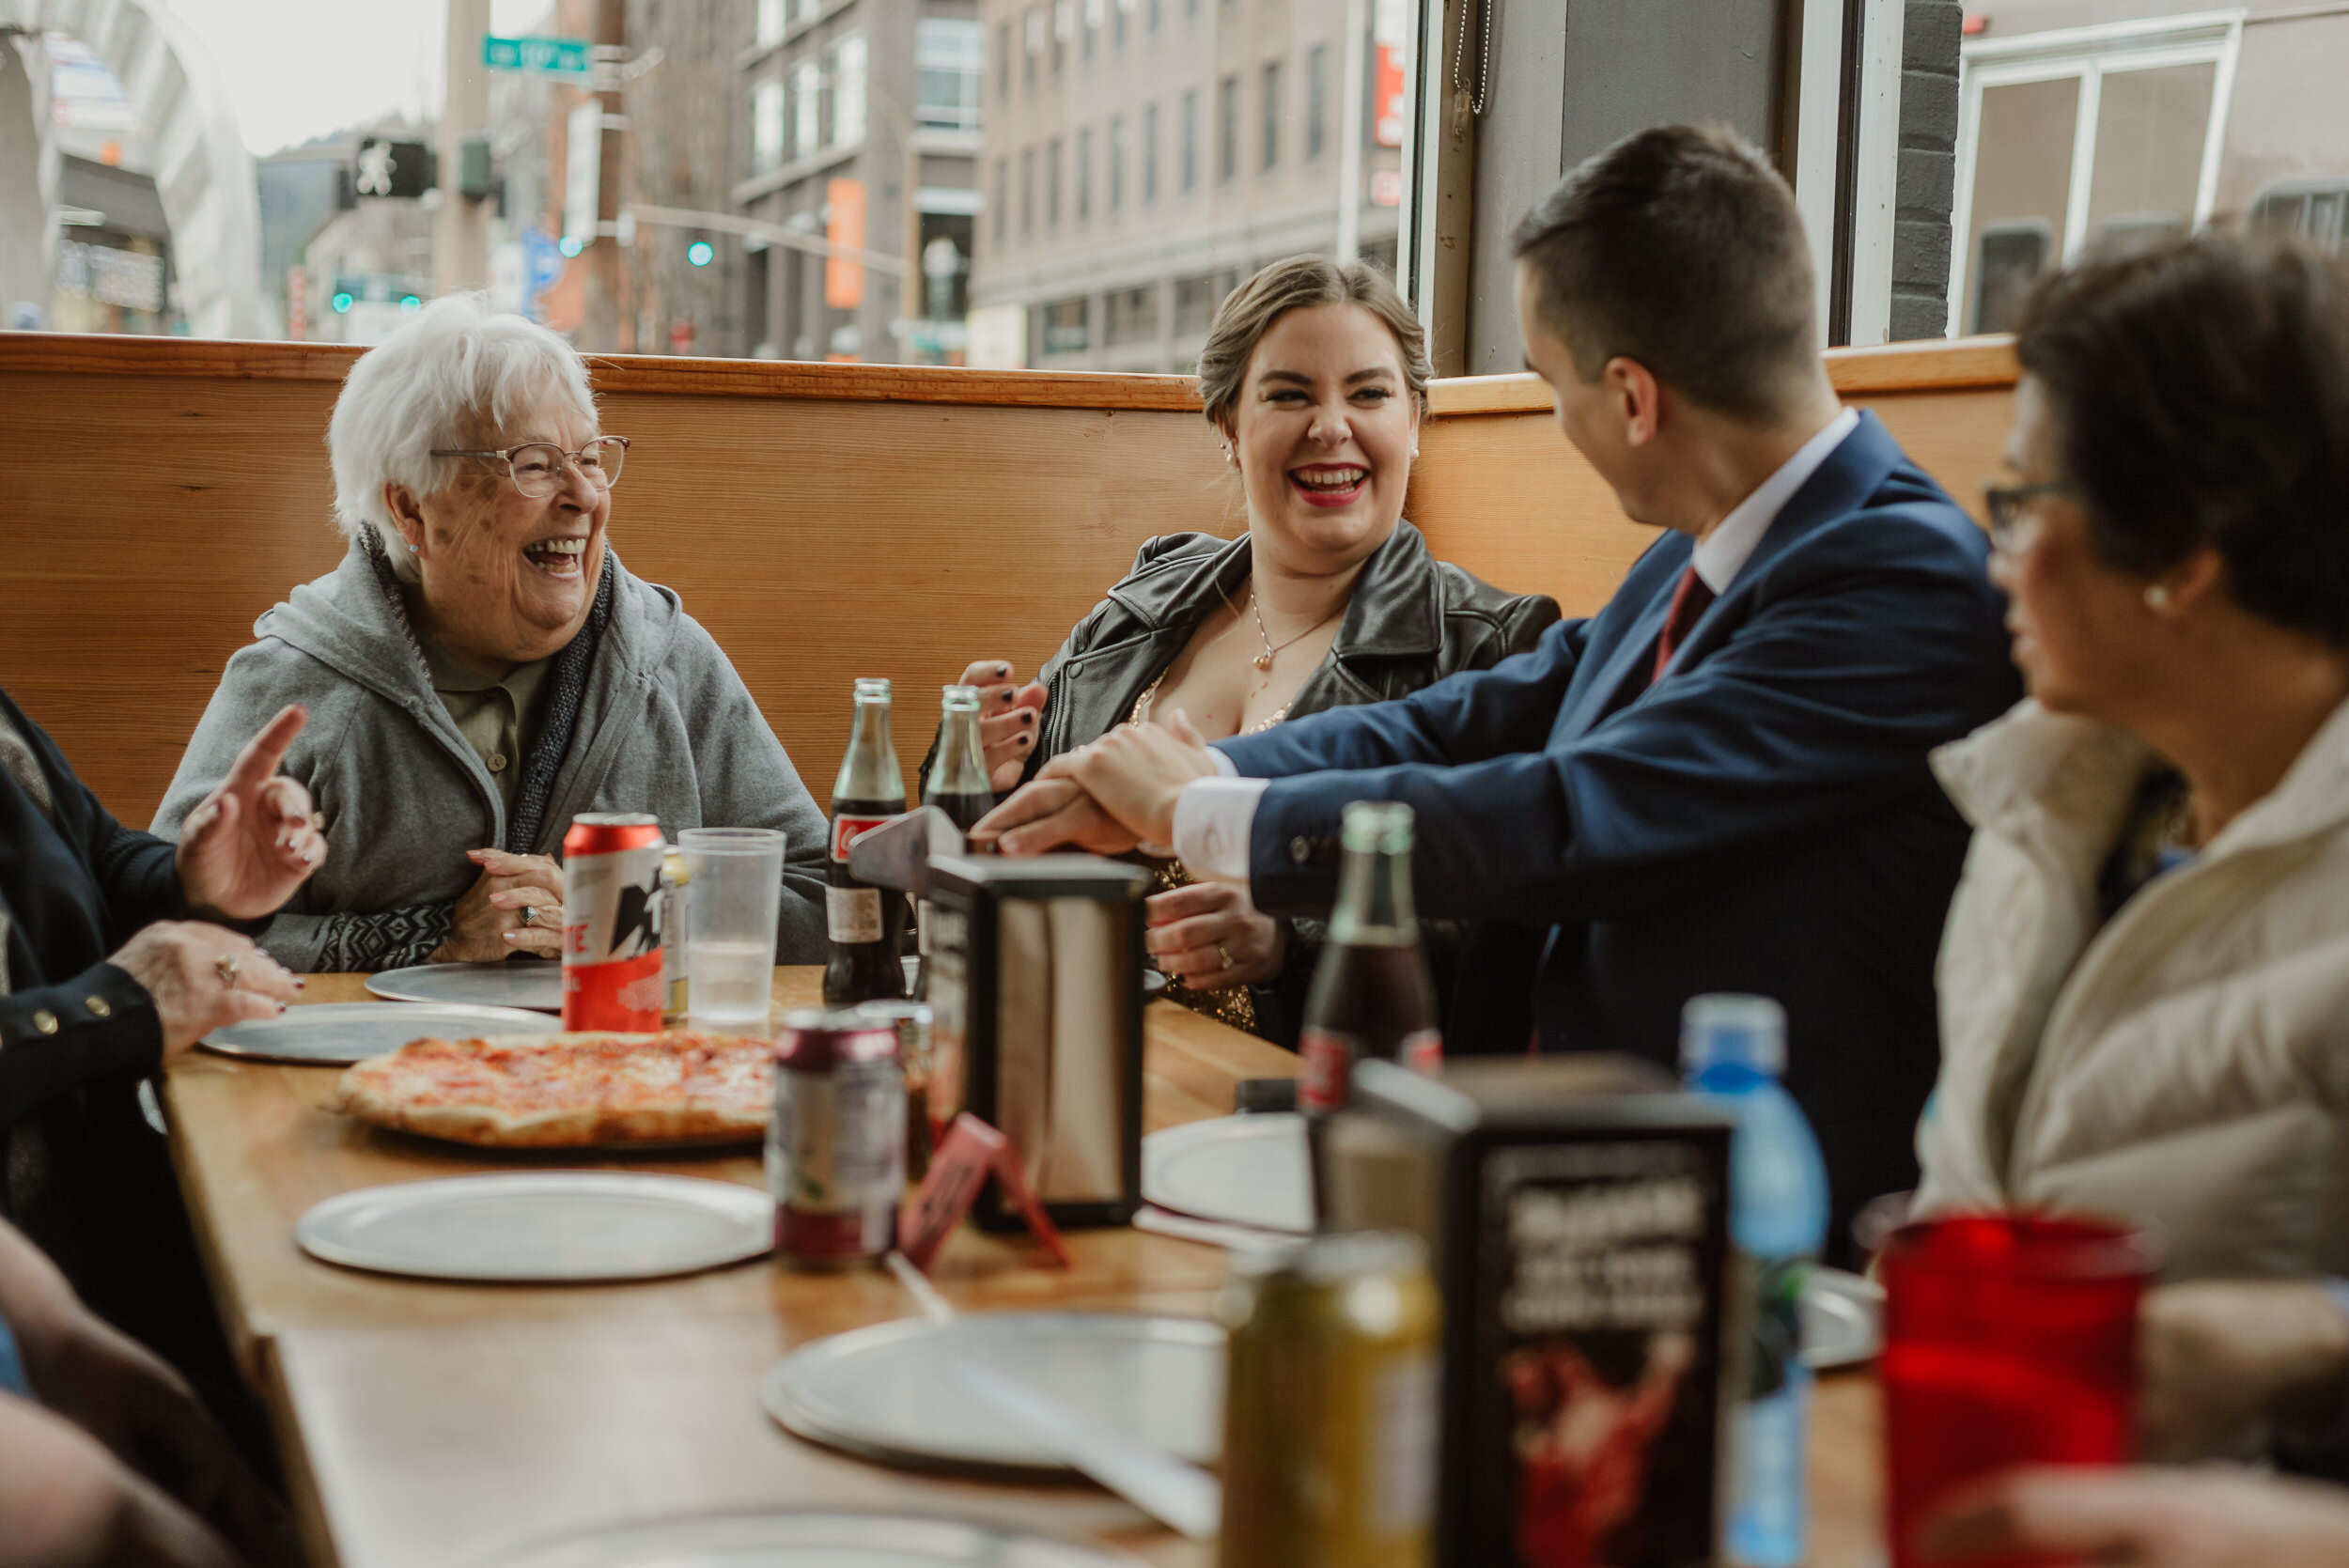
[945,256,1558,1041]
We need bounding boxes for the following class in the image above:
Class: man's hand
[109,924,303,1058]
[972,709,1221,857]
[431,849,565,962]
[174,706,325,921]
[1916,1465,2349,1567]
[2138,1281,2349,1461]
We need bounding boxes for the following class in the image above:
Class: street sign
[483,35,592,80]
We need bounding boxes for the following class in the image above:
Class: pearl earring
[2144,584,2170,610]
[409,542,422,553]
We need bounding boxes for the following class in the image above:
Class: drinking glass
[1880,1214,2160,1568]
[678,828,785,1032]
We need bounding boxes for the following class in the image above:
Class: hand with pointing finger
[173,705,327,921]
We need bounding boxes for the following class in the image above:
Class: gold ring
[1215,941,1233,970]
[213,955,241,989]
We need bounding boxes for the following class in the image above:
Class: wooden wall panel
[0,334,2014,829]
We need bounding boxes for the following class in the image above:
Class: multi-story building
[969,0,1405,371]
[735,0,986,363]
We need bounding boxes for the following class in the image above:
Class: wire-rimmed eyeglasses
[430,437,630,499]
[1982,480,2073,552]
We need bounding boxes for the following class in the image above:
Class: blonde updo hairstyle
[1194,256,1432,444]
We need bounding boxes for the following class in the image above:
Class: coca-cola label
[562,838,666,1032]
[1402,1028,1443,1076]
[1298,1028,1357,1113]
[830,813,894,862]
[826,885,883,942]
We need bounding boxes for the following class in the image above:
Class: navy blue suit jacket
[1219,412,2021,1237]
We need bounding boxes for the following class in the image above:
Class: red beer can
[561,813,667,1032]
[769,1008,906,1268]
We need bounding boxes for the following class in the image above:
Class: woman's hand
[431,849,565,962]
[1144,881,1284,989]
[974,709,1221,857]
[174,706,326,922]
[953,660,1050,792]
[2137,1281,2349,1461]
[109,924,302,1058]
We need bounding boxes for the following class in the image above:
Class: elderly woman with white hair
[155,294,830,971]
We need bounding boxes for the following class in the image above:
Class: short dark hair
[2015,235,2349,647]
[1509,123,1818,422]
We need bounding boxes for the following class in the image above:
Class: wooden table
[162,969,1885,1567]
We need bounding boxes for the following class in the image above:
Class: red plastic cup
[1879,1214,2160,1568]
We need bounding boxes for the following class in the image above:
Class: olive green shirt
[418,637,554,815]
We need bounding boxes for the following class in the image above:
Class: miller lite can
[770,1008,905,1269]
[561,813,667,1032]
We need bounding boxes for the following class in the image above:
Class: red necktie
[1652,565,1717,684]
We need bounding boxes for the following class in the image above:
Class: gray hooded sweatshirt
[152,543,831,972]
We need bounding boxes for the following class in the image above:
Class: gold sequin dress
[1128,674,1291,1034]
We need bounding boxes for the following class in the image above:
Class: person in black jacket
[943,256,1559,1042]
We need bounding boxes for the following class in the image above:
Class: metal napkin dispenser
[851,815,1149,1230]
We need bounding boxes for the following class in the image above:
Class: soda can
[770,1007,906,1269]
[660,845,691,1025]
[561,813,666,1032]
[856,1001,936,1180]
[1216,1231,1441,1568]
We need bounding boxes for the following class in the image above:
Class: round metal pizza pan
[1141,1113,1312,1236]
[200,1002,559,1065]
[761,1312,1223,1481]
[295,1172,770,1282]
[367,960,563,1012]
[897,957,1164,999]
[472,1510,1143,1568]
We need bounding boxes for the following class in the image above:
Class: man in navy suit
[975,124,2019,1240]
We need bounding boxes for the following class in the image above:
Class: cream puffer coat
[1914,694,2349,1281]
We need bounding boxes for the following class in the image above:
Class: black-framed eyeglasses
[430,436,630,499]
[1982,480,2073,551]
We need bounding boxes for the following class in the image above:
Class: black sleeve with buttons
[0,688,185,1129]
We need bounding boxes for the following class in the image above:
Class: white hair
[327,292,599,582]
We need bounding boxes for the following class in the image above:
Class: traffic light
[559,235,584,258]
[687,239,714,267]
[331,291,354,314]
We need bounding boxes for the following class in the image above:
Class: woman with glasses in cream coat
[1913,236,2349,1282]
[154,294,831,972]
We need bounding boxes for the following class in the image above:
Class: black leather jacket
[1017,521,1560,1043]
[1024,521,1560,775]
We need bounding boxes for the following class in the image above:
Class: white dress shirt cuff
[1172,770,1267,886]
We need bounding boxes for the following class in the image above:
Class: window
[994,157,1009,244]
[1042,297,1089,353]
[1107,285,1159,343]
[1218,75,1237,182]
[1306,44,1328,160]
[1024,8,1043,91]
[996,21,1012,101]
[2251,180,2349,253]
[1952,12,2243,334]
[1077,126,1093,221]
[753,79,785,171]
[1260,60,1280,173]
[793,59,821,155]
[1114,0,1130,49]
[1181,88,1197,193]
[1053,0,1073,70]
[756,0,786,48]
[1147,0,1159,36]
[1109,116,1126,212]
[1083,0,1100,61]
[1020,147,1034,239]
[1143,101,1159,204]
[916,19,985,132]
[1048,135,1062,226]
[829,36,867,147]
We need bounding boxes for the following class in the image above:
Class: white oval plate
[367,961,564,1012]
[1801,1265,1886,1370]
[1140,1113,1311,1236]
[762,1312,1224,1481]
[295,1172,770,1282]
[201,1001,559,1065]
[474,1510,1143,1568]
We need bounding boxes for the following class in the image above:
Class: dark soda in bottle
[824,677,910,1006]
[1297,800,1441,1225]
[916,684,995,997]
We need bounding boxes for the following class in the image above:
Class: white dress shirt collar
[1688,406,1860,594]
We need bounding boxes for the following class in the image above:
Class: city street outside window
[917,19,986,132]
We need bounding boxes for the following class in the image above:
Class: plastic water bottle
[1682,994,1829,1568]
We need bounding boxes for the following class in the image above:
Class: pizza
[332,1032,773,1149]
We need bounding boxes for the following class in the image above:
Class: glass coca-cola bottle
[823,677,910,1005]
[914,684,995,998]
[1297,800,1442,1223]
